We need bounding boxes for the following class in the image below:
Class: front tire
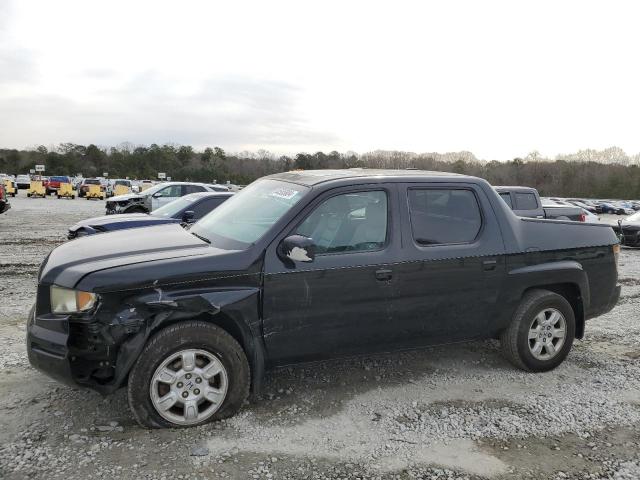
[500,289,575,372]
[127,321,250,428]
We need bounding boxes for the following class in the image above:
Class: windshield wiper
[191,232,211,244]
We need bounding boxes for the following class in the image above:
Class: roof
[182,191,234,200]
[493,186,536,192]
[266,169,472,187]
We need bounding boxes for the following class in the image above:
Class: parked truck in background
[44,176,72,195]
[495,186,586,222]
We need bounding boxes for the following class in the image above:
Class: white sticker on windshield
[270,187,299,200]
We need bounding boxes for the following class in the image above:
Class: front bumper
[26,305,122,394]
[27,285,146,394]
[26,308,77,388]
[0,201,10,214]
[620,230,640,247]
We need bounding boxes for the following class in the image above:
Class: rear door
[392,182,506,345]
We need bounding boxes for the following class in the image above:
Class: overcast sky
[1,0,639,159]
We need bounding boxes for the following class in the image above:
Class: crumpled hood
[40,224,215,288]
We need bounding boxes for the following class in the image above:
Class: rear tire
[500,289,575,372]
[128,321,250,428]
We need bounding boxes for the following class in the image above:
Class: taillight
[579,213,586,222]
[0,185,4,200]
[613,244,620,268]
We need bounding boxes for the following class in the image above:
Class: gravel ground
[0,195,639,480]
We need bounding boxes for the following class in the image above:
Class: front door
[151,184,183,210]
[262,185,401,364]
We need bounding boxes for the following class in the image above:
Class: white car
[105,181,230,214]
[16,174,31,189]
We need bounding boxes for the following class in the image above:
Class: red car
[78,178,105,198]
[44,176,71,195]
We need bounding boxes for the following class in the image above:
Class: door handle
[375,269,393,281]
[482,259,497,271]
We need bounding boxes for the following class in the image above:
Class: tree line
[1,143,640,199]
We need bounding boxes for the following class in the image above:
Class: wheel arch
[111,287,265,395]
[508,260,589,339]
[522,283,585,339]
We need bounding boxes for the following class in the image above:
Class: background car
[68,192,233,238]
[106,179,133,197]
[612,210,640,247]
[78,178,106,197]
[43,176,71,195]
[16,174,31,189]
[105,181,230,214]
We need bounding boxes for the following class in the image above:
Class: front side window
[408,188,482,245]
[515,192,538,210]
[155,185,182,198]
[295,190,388,254]
[152,195,197,218]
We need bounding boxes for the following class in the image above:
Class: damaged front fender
[73,285,265,396]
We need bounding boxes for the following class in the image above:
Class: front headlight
[50,286,97,314]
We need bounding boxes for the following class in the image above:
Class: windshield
[191,179,308,249]
[153,195,197,218]
[84,179,101,185]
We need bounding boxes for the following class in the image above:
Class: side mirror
[182,210,195,223]
[278,235,316,264]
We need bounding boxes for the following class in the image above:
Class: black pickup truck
[495,186,586,221]
[28,170,620,428]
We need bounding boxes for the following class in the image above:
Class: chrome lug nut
[182,392,189,398]
[195,377,202,384]
[177,382,183,388]
[185,373,192,379]
[193,389,200,395]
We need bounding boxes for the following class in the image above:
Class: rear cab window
[514,192,538,210]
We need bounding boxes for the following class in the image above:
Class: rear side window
[499,192,513,209]
[515,192,538,210]
[408,188,482,245]
[185,185,206,194]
